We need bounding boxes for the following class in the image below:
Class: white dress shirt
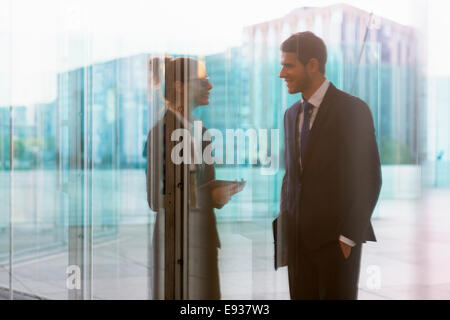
[297,78,356,248]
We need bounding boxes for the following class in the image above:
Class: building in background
[197,4,422,205]
[0,4,425,230]
[3,4,420,172]
[240,4,419,166]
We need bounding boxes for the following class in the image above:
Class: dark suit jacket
[146,109,221,299]
[279,83,382,255]
[146,109,220,249]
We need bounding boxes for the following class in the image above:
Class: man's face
[279,51,311,94]
[189,62,213,107]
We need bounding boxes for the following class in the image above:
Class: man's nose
[279,68,285,78]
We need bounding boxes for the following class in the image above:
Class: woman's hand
[211,179,246,209]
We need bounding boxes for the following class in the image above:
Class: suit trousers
[288,240,362,300]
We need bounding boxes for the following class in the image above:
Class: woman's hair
[148,56,200,103]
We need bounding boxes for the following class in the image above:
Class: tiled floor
[219,189,450,300]
[1,189,450,300]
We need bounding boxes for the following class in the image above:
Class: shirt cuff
[339,235,356,247]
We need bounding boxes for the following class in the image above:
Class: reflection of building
[4,4,422,182]
[199,48,249,131]
[0,103,56,170]
[0,107,13,170]
[242,4,419,166]
[424,77,450,187]
[58,54,149,169]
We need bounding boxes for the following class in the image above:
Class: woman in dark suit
[146,57,244,299]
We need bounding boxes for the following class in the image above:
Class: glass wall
[2,0,448,300]
[0,0,11,299]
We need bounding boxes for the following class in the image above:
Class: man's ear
[307,58,320,74]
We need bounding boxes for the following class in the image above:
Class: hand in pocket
[339,241,352,259]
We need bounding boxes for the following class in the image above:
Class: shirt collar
[302,78,330,109]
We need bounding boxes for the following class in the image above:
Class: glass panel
[1,1,166,300]
[0,107,11,298]
[11,100,67,299]
[0,0,12,299]
[4,0,450,301]
[89,55,152,299]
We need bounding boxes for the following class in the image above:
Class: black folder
[272,217,278,270]
[273,214,288,270]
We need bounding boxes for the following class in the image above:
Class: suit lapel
[302,83,337,171]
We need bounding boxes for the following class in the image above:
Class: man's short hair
[281,31,327,74]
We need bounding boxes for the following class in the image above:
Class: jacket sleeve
[146,124,162,212]
[146,130,152,209]
[276,110,290,267]
[280,109,290,215]
[339,100,382,244]
[197,126,217,208]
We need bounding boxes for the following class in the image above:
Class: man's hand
[339,240,352,259]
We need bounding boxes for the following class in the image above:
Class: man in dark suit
[276,31,382,300]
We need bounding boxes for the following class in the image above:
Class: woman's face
[189,62,213,107]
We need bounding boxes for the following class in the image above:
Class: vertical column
[8,0,14,300]
[8,106,13,300]
[67,67,93,300]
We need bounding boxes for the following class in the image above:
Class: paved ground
[219,189,450,299]
[1,188,449,300]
